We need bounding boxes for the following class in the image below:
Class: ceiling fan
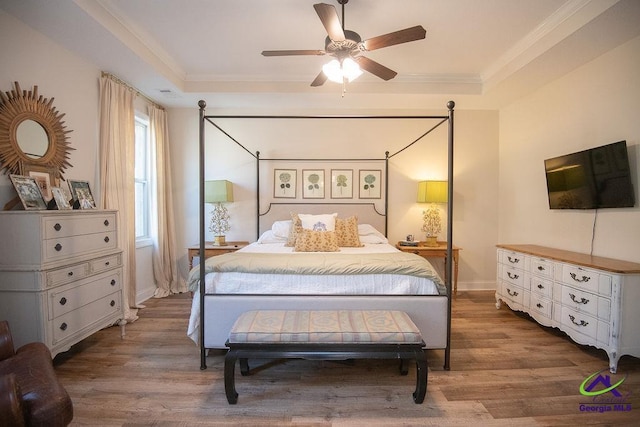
[261,0,426,87]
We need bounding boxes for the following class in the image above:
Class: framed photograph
[68,180,96,209]
[20,163,56,202]
[51,187,72,210]
[359,169,382,199]
[274,169,296,198]
[331,169,353,199]
[9,174,47,210]
[302,169,325,199]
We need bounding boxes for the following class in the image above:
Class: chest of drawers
[0,210,125,356]
[496,244,640,373]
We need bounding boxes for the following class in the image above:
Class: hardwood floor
[53,291,640,426]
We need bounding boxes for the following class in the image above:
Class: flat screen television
[544,140,636,209]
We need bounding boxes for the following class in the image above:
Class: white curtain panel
[98,75,138,322]
[149,105,184,297]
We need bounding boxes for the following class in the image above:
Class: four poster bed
[188,101,456,370]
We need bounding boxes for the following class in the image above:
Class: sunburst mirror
[0,81,73,179]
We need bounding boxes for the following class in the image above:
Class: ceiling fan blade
[262,50,326,57]
[355,56,397,81]
[362,25,426,51]
[310,71,328,87]
[313,3,345,41]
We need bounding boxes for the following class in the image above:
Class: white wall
[168,106,500,291]
[0,11,156,303]
[499,35,640,263]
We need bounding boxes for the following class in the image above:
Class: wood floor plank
[52,291,640,425]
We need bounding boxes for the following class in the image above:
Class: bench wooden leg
[224,350,239,404]
[413,350,428,404]
[399,358,409,375]
[239,358,250,376]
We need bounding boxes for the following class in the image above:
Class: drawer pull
[537,284,544,289]
[569,293,589,305]
[507,256,520,264]
[537,266,545,271]
[506,288,519,297]
[536,303,543,309]
[507,272,519,280]
[104,219,110,227]
[67,271,74,277]
[568,314,588,327]
[54,243,62,252]
[105,261,110,266]
[60,322,68,331]
[104,236,110,243]
[110,300,116,307]
[110,279,116,286]
[59,297,67,305]
[570,273,590,283]
[54,223,62,231]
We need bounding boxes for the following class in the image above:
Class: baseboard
[456,281,496,292]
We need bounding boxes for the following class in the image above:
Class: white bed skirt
[191,293,448,350]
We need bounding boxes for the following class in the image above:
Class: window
[134,114,151,243]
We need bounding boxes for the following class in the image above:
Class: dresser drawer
[43,231,117,263]
[531,276,553,298]
[500,250,525,267]
[500,281,524,305]
[43,213,116,239]
[561,286,610,320]
[45,262,90,288]
[530,258,554,279]
[501,264,524,287]
[561,265,612,296]
[48,269,122,319]
[530,294,552,319]
[51,290,122,345]
[561,306,597,340]
[90,253,122,274]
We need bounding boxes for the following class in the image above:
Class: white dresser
[496,244,640,373]
[0,210,125,356]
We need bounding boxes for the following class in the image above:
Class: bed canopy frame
[197,100,455,370]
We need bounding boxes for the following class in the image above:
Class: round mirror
[16,119,49,159]
[0,82,73,177]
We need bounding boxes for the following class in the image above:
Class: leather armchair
[0,321,73,426]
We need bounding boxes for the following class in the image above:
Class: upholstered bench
[224,310,428,404]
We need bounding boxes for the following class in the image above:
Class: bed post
[256,151,260,240]
[444,100,455,371]
[198,100,207,370]
[384,151,389,236]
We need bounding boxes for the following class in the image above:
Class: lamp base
[424,236,438,247]
[213,235,226,246]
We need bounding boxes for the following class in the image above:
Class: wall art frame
[274,169,297,198]
[359,169,382,199]
[9,174,47,210]
[330,169,353,199]
[302,169,325,199]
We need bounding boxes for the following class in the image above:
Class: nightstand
[396,241,461,297]
[188,241,249,269]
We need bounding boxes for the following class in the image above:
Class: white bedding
[187,241,443,344]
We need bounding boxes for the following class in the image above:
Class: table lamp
[417,180,448,247]
[205,180,234,246]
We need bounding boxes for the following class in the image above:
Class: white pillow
[271,220,292,238]
[257,229,287,244]
[357,224,388,244]
[298,213,337,232]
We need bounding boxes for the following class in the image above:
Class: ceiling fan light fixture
[322,57,362,83]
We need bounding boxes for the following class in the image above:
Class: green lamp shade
[205,180,234,203]
[417,180,448,203]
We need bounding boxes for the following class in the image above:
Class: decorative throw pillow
[298,213,337,232]
[271,220,292,239]
[285,213,303,247]
[335,216,363,247]
[294,230,340,252]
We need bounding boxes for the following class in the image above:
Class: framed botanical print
[330,169,353,199]
[274,169,296,198]
[9,174,47,210]
[68,179,96,209]
[302,169,325,199]
[359,169,382,199]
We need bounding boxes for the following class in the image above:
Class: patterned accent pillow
[294,230,340,252]
[298,213,337,231]
[335,216,363,247]
[285,213,303,247]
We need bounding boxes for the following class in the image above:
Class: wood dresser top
[497,244,640,274]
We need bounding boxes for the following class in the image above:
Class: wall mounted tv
[544,140,636,209]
